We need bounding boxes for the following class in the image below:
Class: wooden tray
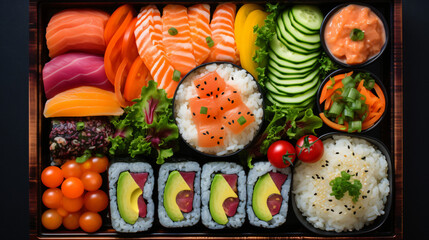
[29,0,403,239]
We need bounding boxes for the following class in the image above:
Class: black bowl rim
[315,68,388,133]
[320,2,390,68]
[171,61,265,158]
[291,132,394,236]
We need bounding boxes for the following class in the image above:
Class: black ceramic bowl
[172,62,265,158]
[316,68,388,133]
[320,3,389,68]
[291,132,393,236]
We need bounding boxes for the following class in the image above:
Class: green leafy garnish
[329,171,362,202]
[318,52,339,79]
[76,122,85,131]
[206,36,214,48]
[350,28,364,41]
[237,116,247,125]
[76,150,92,163]
[200,106,208,114]
[173,70,181,82]
[168,27,178,36]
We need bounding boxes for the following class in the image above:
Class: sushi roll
[158,161,201,227]
[247,162,291,228]
[201,162,246,229]
[109,162,154,232]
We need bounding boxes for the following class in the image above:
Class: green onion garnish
[350,28,364,41]
[76,150,92,163]
[327,77,336,89]
[364,79,375,90]
[76,122,85,131]
[206,36,214,48]
[200,106,208,114]
[95,153,104,158]
[173,70,181,82]
[237,116,247,125]
[168,27,178,36]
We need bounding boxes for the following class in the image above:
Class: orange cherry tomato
[42,188,63,209]
[41,166,63,188]
[57,207,69,217]
[88,156,109,173]
[42,209,62,230]
[124,57,149,102]
[63,212,81,230]
[84,190,108,212]
[61,177,84,198]
[79,212,102,233]
[61,160,83,178]
[104,4,135,45]
[81,160,92,172]
[62,196,84,213]
[80,171,102,191]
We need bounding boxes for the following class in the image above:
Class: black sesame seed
[359,206,362,209]
[367,190,370,193]
[312,204,315,207]
[228,122,231,125]
[221,127,224,130]
[217,141,220,145]
[216,95,218,98]
[197,96,201,99]
[247,112,250,115]
[231,77,234,80]
[207,115,210,118]
[352,152,355,156]
[365,170,368,172]
[322,165,325,167]
[347,170,350,173]
[238,112,241,114]
[356,172,358,176]
[353,211,356,215]
[215,77,217,81]
[206,131,209,134]
[217,87,220,91]
[326,160,329,163]
[321,177,324,180]
[338,164,341,166]
[339,212,342,214]
[331,209,334,212]
[352,206,355,209]
[316,174,319,178]
[211,136,214,139]
[362,156,366,160]
[206,93,210,97]
[210,91,213,95]
[326,164,329,166]
[220,107,224,110]
[348,208,351,211]
[348,145,350,149]
[344,205,348,208]
[231,100,234,104]
[221,92,225,95]
[233,91,237,93]
[219,137,223,139]
[312,176,315,179]
[329,199,332,202]
[232,120,235,124]
[223,116,226,119]
[193,113,195,116]
[336,152,339,154]
[326,209,329,211]
[202,133,206,135]
[250,114,254,116]
[204,81,207,85]
[213,116,216,120]
[228,98,231,101]
[201,88,204,90]
[314,193,317,196]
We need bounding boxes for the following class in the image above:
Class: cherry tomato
[41,209,62,230]
[63,212,81,230]
[88,156,109,173]
[42,188,63,209]
[61,177,84,198]
[41,166,63,188]
[80,171,102,191]
[84,190,108,212]
[61,160,83,178]
[295,135,324,163]
[57,207,69,217]
[81,160,92,172]
[62,196,84,212]
[79,212,102,233]
[267,140,296,168]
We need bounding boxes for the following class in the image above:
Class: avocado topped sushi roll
[109,162,154,232]
[201,162,246,229]
[247,162,291,228]
[158,161,201,228]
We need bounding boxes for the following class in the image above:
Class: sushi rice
[108,162,155,232]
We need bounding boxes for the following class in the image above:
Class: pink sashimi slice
[138,195,147,218]
[130,172,149,191]
[179,171,195,191]
[267,194,283,216]
[269,172,288,192]
[223,197,239,217]
[43,52,114,99]
[222,174,237,192]
[176,190,194,213]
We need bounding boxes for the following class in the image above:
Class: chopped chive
[173,70,181,82]
[200,106,208,114]
[237,116,247,125]
[76,121,85,131]
[206,36,214,48]
[168,27,178,36]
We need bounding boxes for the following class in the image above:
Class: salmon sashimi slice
[221,104,255,134]
[189,97,220,125]
[193,71,226,98]
[217,85,244,112]
[206,3,239,64]
[162,4,196,76]
[46,9,109,58]
[43,86,124,117]
[135,5,177,98]
[188,4,212,65]
[197,122,225,148]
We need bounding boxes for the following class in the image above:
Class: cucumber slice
[268,66,314,79]
[291,5,323,31]
[269,73,320,94]
[276,21,320,52]
[282,10,320,44]
[265,81,283,95]
[267,84,318,104]
[267,93,315,109]
[268,68,320,85]
[269,51,318,70]
[270,35,320,63]
[275,26,315,55]
[288,9,318,35]
[268,59,314,75]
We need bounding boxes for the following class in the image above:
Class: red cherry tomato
[63,212,81,230]
[84,190,108,212]
[80,171,102,191]
[41,166,63,188]
[42,209,62,230]
[88,156,109,173]
[62,160,83,178]
[61,177,84,198]
[267,140,296,168]
[295,135,324,163]
[79,212,102,233]
[62,196,84,212]
[42,188,63,209]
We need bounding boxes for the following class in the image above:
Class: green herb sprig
[350,28,364,41]
[329,171,362,202]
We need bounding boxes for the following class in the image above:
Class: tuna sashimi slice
[223,197,239,217]
[267,194,283,216]
[179,171,195,191]
[137,195,147,218]
[222,174,238,192]
[269,172,288,192]
[130,172,148,191]
[176,190,194,213]
[43,52,113,99]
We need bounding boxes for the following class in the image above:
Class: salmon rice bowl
[174,63,263,156]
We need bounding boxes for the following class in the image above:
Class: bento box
[29,0,403,239]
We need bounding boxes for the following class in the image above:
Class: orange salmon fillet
[188,4,212,65]
[46,9,109,58]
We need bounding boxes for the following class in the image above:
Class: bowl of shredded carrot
[316,69,388,133]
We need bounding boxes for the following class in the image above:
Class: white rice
[158,161,201,228]
[108,162,154,232]
[174,63,263,156]
[247,162,291,228]
[293,135,390,232]
[201,162,246,229]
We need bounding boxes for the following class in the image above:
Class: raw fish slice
[221,104,255,134]
[43,86,124,117]
[193,71,226,98]
[267,194,283,216]
[176,190,194,213]
[179,172,196,191]
[189,97,220,124]
[222,174,238,192]
[197,123,225,148]
[43,52,113,99]
[268,172,287,191]
[46,9,109,58]
[188,4,211,65]
[162,5,196,76]
[206,3,239,64]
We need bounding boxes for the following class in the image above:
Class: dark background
[0,0,426,239]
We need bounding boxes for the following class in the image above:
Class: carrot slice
[104,4,135,45]
[121,17,139,67]
[324,96,332,110]
[374,83,386,113]
[319,113,348,131]
[114,59,134,108]
[362,112,383,130]
[319,71,353,104]
[123,57,149,102]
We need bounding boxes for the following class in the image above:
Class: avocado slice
[164,171,192,221]
[252,173,281,221]
[209,174,238,225]
[117,171,142,224]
